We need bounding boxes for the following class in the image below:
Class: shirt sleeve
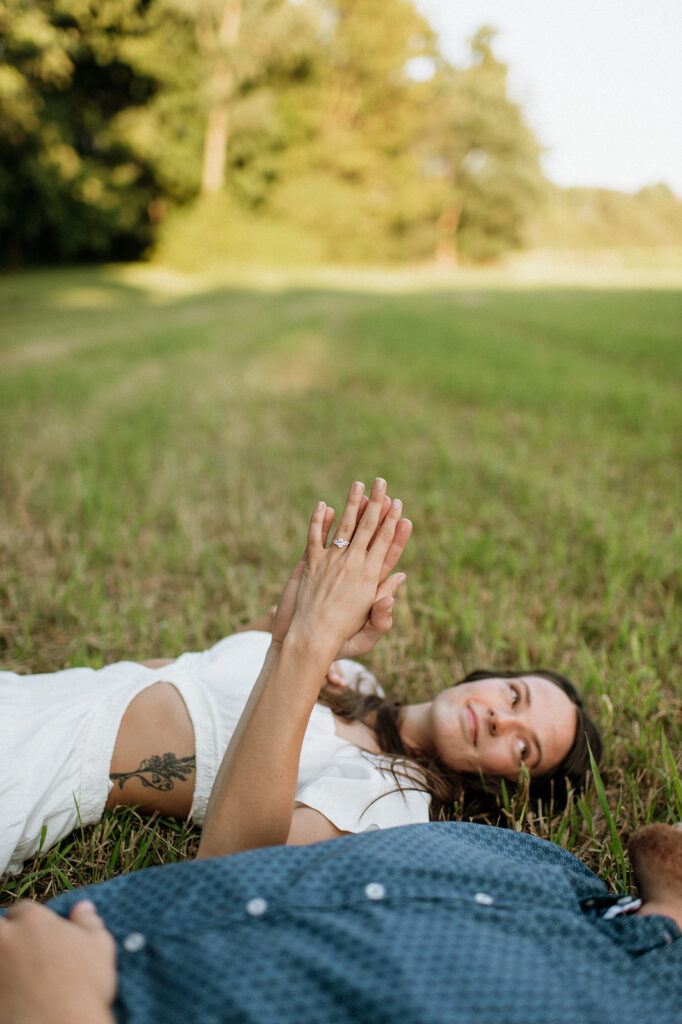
[168,631,272,689]
[294,750,431,834]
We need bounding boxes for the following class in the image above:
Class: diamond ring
[332,538,350,549]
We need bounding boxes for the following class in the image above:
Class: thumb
[368,595,395,635]
[371,572,406,613]
[69,900,108,934]
[367,573,406,633]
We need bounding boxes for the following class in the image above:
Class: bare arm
[287,806,349,845]
[197,479,410,859]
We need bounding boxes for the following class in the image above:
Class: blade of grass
[589,746,627,891]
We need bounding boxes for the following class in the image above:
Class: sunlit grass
[1,263,680,900]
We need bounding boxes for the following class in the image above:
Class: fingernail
[352,481,364,494]
[387,599,394,612]
[374,477,386,489]
[392,498,402,512]
[316,501,325,512]
[77,899,97,912]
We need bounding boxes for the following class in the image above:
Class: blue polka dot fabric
[47,823,682,1024]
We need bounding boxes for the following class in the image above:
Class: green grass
[1,263,680,900]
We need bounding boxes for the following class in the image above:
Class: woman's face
[431,675,577,779]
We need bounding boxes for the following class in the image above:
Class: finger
[368,573,406,629]
[69,900,109,933]
[378,518,413,579]
[331,481,366,547]
[307,501,328,551]
[365,494,391,547]
[366,595,395,637]
[326,661,346,686]
[374,571,406,604]
[4,900,41,921]
[320,506,335,547]
[367,498,403,567]
[351,478,388,547]
[354,495,369,526]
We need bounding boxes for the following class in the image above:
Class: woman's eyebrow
[521,679,531,706]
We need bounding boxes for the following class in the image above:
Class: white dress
[0,632,430,875]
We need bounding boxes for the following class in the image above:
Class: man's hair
[319,667,602,820]
[628,823,682,901]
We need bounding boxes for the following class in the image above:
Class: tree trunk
[198,0,242,195]
[435,203,462,267]
[201,76,232,193]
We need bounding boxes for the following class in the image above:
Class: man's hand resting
[0,899,117,1024]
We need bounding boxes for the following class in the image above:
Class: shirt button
[122,932,147,953]
[474,892,494,906]
[245,897,268,917]
[364,883,386,901]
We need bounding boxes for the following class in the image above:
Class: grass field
[1,262,680,901]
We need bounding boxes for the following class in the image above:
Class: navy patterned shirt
[47,823,682,1024]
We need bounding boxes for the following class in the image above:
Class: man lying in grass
[0,480,679,1024]
[1,480,600,877]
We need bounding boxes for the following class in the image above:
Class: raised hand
[289,479,409,658]
[272,484,411,657]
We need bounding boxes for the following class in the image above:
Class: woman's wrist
[279,625,339,675]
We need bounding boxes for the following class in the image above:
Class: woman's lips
[465,704,478,745]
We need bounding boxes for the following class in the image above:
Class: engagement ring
[332,538,350,549]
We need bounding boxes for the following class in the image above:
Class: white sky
[414,0,682,196]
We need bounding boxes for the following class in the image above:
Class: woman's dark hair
[318,668,602,819]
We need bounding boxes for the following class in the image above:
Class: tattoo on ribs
[110,753,196,792]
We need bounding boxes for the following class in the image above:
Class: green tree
[0,0,165,265]
[426,27,546,262]
[153,0,318,203]
[271,0,443,260]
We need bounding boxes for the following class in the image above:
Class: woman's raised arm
[196,478,411,859]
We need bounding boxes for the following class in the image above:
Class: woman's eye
[519,742,529,762]
[509,684,520,708]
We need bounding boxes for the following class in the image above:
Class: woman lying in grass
[0,480,602,876]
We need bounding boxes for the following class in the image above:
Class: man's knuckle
[7,901,35,920]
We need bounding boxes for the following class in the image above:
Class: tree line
[1,0,679,268]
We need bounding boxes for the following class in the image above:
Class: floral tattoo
[110,753,196,792]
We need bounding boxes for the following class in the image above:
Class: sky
[414,0,682,196]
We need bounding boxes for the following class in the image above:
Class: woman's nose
[487,708,515,735]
